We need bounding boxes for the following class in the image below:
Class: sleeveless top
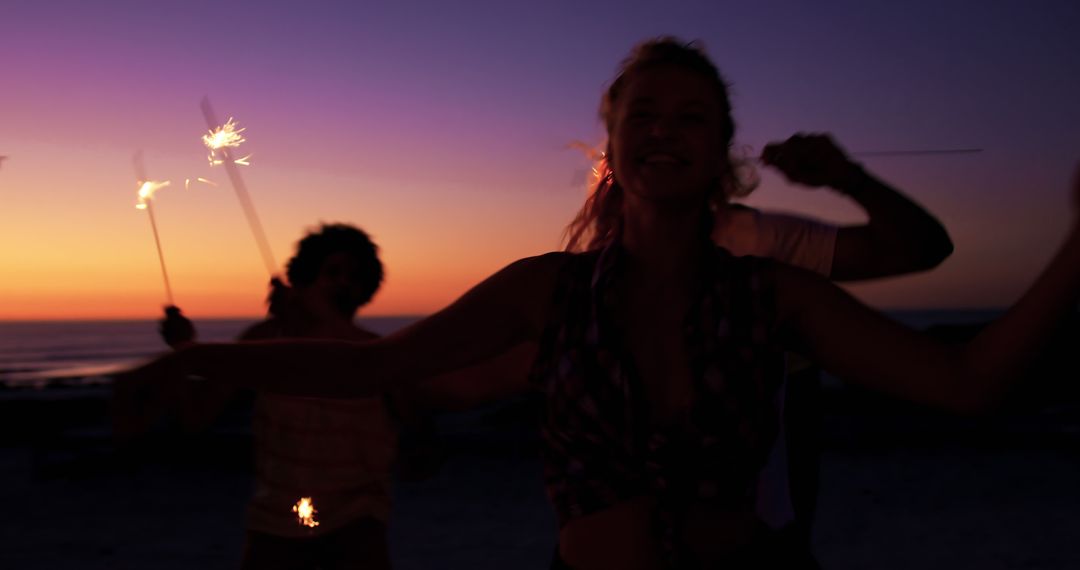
[529,242,787,566]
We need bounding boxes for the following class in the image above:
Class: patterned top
[530,242,787,565]
[246,393,398,537]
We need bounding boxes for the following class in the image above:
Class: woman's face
[609,65,727,208]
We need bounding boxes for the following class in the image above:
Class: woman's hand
[761,133,862,190]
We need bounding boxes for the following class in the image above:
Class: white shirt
[713,205,838,275]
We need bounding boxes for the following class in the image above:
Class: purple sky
[2,0,1079,317]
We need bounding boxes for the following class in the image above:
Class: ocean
[0,311,1001,390]
[0,316,422,389]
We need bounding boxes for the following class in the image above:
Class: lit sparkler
[135,179,171,210]
[850,148,983,158]
[202,117,248,166]
[200,97,276,275]
[753,147,983,164]
[292,497,320,528]
[133,151,174,306]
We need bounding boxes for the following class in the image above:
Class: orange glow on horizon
[0,139,1073,322]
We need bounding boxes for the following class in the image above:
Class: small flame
[292,497,319,528]
[203,117,248,166]
[135,180,171,209]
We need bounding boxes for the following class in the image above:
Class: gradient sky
[2,0,1079,320]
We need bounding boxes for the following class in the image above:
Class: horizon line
[0,307,1012,324]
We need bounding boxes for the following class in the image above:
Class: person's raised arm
[154,253,568,399]
[774,168,1080,413]
[763,133,954,281]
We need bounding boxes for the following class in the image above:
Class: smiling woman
[565,42,749,253]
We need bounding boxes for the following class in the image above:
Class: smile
[639,153,686,165]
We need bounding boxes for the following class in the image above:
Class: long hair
[563,37,757,252]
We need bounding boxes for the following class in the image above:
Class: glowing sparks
[185,177,219,190]
[590,151,609,185]
[567,140,610,191]
[292,497,320,528]
[203,117,251,166]
[203,117,245,150]
[135,180,171,209]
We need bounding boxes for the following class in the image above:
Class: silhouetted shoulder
[238,319,285,341]
[487,252,575,298]
[515,251,575,277]
[505,251,574,270]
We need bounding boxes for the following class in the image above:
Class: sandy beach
[1,387,1078,570]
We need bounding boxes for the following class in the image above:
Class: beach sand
[1,392,1078,569]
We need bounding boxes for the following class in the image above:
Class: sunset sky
[2,0,1079,320]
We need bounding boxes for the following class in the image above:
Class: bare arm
[776,218,1080,414]
[167,253,567,398]
[762,133,953,281]
[407,342,539,412]
[830,166,953,281]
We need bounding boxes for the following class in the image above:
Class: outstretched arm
[407,342,539,412]
[776,173,1080,413]
[146,253,567,399]
[762,133,953,281]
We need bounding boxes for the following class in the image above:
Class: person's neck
[619,194,709,285]
[283,306,357,334]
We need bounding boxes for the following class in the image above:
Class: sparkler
[850,148,983,158]
[133,151,174,306]
[753,147,984,164]
[202,116,247,166]
[292,497,320,528]
[200,97,277,275]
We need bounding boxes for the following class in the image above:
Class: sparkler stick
[200,97,277,275]
[133,151,174,306]
[849,148,983,158]
[751,147,983,164]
